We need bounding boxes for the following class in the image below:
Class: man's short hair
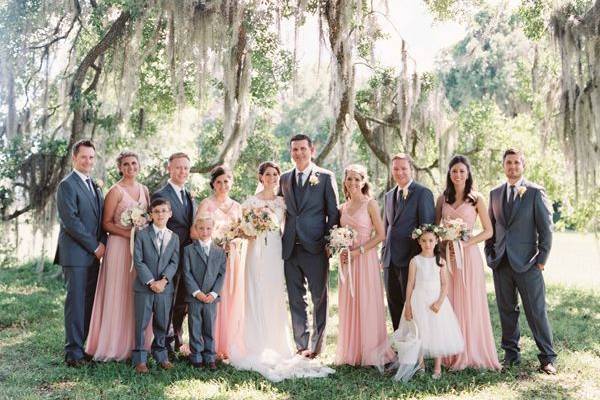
[391,152,413,167]
[72,139,95,156]
[168,152,190,163]
[289,134,313,147]
[150,197,171,211]
[502,148,525,163]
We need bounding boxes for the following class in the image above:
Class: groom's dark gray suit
[381,181,435,330]
[485,179,556,366]
[279,165,339,354]
[55,171,107,362]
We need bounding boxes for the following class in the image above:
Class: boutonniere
[517,186,527,198]
[402,188,409,200]
[95,179,104,191]
[309,173,320,186]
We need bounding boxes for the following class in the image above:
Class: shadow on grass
[1,261,599,399]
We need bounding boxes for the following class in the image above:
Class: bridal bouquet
[120,204,150,228]
[327,225,357,255]
[233,205,279,238]
[440,218,470,242]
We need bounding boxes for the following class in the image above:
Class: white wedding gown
[228,195,334,382]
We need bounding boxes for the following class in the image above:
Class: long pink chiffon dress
[335,201,394,366]
[441,201,501,370]
[202,199,244,359]
[85,183,152,361]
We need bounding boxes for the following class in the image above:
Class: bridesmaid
[86,151,152,361]
[193,165,244,359]
[436,155,501,370]
[336,164,394,367]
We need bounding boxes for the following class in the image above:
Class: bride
[228,161,334,382]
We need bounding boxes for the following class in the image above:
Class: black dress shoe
[191,361,203,368]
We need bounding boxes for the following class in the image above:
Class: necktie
[507,185,516,215]
[203,244,209,257]
[86,178,95,197]
[180,189,187,207]
[297,172,304,187]
[157,231,164,254]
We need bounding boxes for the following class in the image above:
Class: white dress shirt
[295,162,315,187]
[192,239,219,300]
[168,179,186,204]
[506,177,525,202]
[397,179,413,202]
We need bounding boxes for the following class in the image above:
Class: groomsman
[55,139,107,366]
[485,148,556,374]
[381,153,435,330]
[152,152,196,353]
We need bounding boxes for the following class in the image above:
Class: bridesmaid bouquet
[440,218,470,242]
[121,204,150,271]
[120,204,150,228]
[213,222,238,249]
[327,225,357,255]
[328,225,358,298]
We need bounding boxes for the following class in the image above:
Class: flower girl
[396,224,464,379]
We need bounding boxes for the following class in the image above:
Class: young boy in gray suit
[132,198,180,373]
[182,213,226,370]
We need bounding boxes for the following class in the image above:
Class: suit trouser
[132,291,172,365]
[188,301,217,364]
[384,264,410,331]
[63,263,99,361]
[284,244,329,354]
[492,257,556,365]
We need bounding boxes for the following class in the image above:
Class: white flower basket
[391,319,421,365]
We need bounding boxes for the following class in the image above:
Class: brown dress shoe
[539,363,557,375]
[135,363,149,374]
[160,361,174,370]
[208,362,217,370]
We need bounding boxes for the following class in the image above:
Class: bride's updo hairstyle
[343,164,371,200]
[116,151,140,176]
[209,165,233,190]
[258,161,281,182]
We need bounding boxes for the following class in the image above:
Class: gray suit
[151,183,196,349]
[131,225,179,365]
[182,241,226,364]
[278,166,339,354]
[381,181,435,330]
[55,171,107,362]
[485,179,556,365]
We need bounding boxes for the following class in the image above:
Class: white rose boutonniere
[309,173,320,186]
[517,186,527,198]
[95,179,104,192]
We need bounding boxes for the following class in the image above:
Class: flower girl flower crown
[411,223,446,240]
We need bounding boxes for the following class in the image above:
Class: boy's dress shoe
[160,361,174,370]
[135,363,149,374]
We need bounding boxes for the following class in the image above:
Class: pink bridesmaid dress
[202,199,244,359]
[441,202,501,370]
[85,183,152,361]
[336,201,394,366]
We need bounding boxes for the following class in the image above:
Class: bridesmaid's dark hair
[443,155,477,206]
[116,151,139,177]
[209,165,233,190]
[343,164,371,200]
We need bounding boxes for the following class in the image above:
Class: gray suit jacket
[485,180,553,272]
[133,225,180,293]
[381,181,435,269]
[55,171,107,267]
[182,241,226,303]
[278,166,340,259]
[151,183,196,251]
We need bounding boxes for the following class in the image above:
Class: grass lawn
[1,232,599,399]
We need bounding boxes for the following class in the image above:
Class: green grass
[1,234,600,399]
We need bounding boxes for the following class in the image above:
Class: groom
[279,134,339,358]
[485,148,556,374]
[55,139,107,366]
